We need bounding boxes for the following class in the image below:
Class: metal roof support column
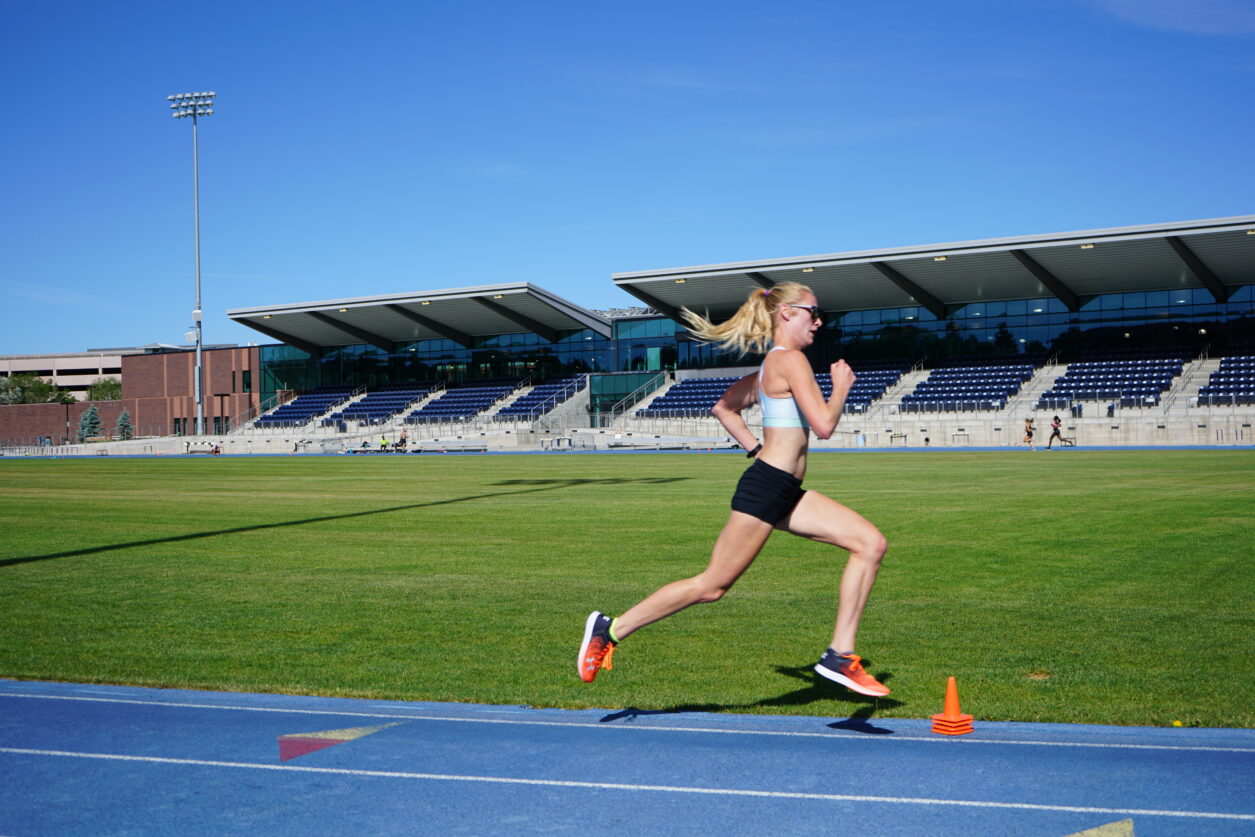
[307,312,394,352]
[384,305,473,347]
[235,319,323,358]
[614,285,686,323]
[745,272,774,289]
[471,297,558,342]
[1009,250,1081,311]
[1165,236,1230,303]
[869,262,947,320]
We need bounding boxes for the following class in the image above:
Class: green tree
[0,373,74,404]
[994,322,1019,355]
[77,405,103,442]
[114,410,134,441]
[30,375,74,403]
[87,376,122,401]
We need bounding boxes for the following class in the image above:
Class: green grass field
[1,450,1252,728]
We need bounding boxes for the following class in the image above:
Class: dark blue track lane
[1,680,1251,835]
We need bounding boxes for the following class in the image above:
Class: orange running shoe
[578,611,617,683]
[814,650,890,697]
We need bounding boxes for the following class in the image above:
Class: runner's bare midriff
[759,425,808,479]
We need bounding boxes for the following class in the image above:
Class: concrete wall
[675,366,756,381]
[823,413,1254,448]
[613,409,1255,449]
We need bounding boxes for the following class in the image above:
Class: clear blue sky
[2,0,1252,355]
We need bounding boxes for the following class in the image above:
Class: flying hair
[679,282,814,357]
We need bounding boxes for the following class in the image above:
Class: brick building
[0,345,260,445]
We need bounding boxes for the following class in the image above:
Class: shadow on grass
[491,478,691,486]
[598,662,902,732]
[0,476,691,569]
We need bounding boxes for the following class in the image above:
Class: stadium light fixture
[168,90,216,436]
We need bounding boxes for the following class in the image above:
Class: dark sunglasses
[785,304,822,321]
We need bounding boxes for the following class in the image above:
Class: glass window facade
[261,328,615,402]
[259,286,1254,401]
[824,286,1253,365]
[589,372,666,414]
[612,317,680,373]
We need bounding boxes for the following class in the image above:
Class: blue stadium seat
[403,381,521,424]
[322,384,434,427]
[254,387,354,428]
[1197,354,1255,406]
[1036,351,1187,410]
[635,364,907,419]
[902,360,1036,413]
[494,376,587,421]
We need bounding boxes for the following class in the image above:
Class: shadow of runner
[1,476,692,569]
[827,707,896,734]
[598,662,902,729]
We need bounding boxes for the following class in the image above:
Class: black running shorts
[730,458,807,525]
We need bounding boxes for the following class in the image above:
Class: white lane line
[2,691,1252,754]
[1,747,1252,823]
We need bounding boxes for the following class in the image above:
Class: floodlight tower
[168,91,215,436]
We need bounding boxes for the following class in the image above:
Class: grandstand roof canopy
[613,215,1255,322]
[227,283,611,355]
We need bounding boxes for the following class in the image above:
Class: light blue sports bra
[759,347,810,429]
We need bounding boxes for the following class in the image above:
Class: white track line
[1,747,1251,823]
[2,691,1253,754]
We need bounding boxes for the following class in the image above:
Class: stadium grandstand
[3,216,1253,453]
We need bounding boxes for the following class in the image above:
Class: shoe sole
[578,611,603,682]
[814,662,891,697]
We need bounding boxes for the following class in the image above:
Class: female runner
[578,282,890,696]
[1046,415,1063,449]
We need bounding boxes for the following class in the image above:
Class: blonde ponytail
[680,282,813,357]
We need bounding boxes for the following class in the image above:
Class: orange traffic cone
[931,676,974,735]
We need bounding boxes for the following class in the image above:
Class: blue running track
[1,680,1251,835]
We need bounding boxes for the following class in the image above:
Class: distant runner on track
[579,282,891,697]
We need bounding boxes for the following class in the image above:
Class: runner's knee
[853,530,887,565]
[691,575,732,603]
